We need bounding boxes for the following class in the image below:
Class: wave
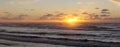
[0,33,120,47]
[0,23,120,47]
[0,27,120,42]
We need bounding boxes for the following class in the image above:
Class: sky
[0,0,120,21]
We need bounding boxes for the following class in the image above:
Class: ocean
[0,22,120,47]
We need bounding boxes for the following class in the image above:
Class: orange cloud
[110,0,120,6]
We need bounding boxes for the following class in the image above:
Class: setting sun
[62,16,80,27]
[65,17,79,23]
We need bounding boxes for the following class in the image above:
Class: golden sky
[0,0,120,22]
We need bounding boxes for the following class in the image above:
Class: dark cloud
[101,9,110,17]
[39,14,54,19]
[39,12,68,20]
[82,12,89,15]
[14,14,28,20]
[55,13,67,17]
[102,9,109,11]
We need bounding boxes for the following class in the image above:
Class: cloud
[77,2,82,5]
[0,12,11,20]
[5,0,40,5]
[40,14,54,19]
[0,11,10,17]
[110,0,120,6]
[77,2,96,5]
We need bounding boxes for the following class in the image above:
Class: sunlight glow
[62,16,80,27]
[65,17,79,23]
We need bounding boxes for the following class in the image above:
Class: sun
[62,16,80,27]
[66,18,78,23]
[64,16,79,23]
[61,16,86,28]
